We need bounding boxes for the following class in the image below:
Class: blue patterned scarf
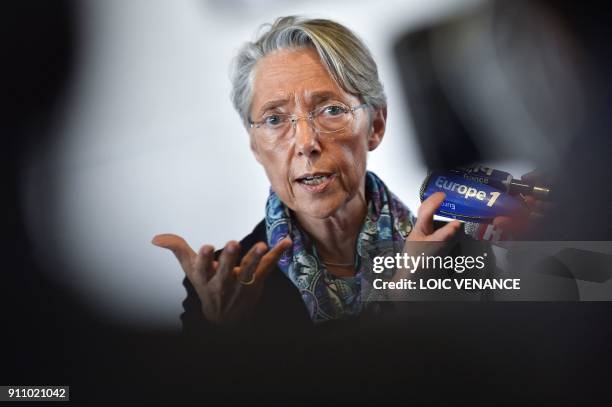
[265,171,415,323]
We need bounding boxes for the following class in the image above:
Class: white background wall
[23,0,499,328]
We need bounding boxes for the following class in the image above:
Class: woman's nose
[293,119,321,157]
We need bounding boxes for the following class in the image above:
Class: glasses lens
[261,114,291,137]
[314,105,351,132]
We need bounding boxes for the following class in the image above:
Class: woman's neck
[294,185,367,277]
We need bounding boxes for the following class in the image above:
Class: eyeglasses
[248,103,368,138]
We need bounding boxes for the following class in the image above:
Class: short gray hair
[230,16,387,126]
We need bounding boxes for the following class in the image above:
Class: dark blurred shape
[394,28,482,169]
[2,1,76,132]
[394,0,586,170]
[553,248,612,283]
[394,0,612,239]
[2,0,79,387]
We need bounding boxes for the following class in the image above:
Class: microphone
[420,165,552,223]
[450,164,552,200]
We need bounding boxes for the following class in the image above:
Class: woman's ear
[368,106,387,151]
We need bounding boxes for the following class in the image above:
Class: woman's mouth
[295,173,336,193]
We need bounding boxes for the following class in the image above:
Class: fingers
[254,237,293,281]
[492,216,513,229]
[493,210,545,237]
[493,188,553,236]
[521,169,553,185]
[415,192,446,236]
[523,195,553,213]
[237,242,267,283]
[429,220,462,241]
[411,193,460,241]
[193,245,215,284]
[520,170,541,183]
[152,233,197,275]
[214,241,241,283]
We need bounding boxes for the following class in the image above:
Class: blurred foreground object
[395,0,612,239]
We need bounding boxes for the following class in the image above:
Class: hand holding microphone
[420,164,553,237]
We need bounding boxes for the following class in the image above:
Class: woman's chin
[293,197,345,220]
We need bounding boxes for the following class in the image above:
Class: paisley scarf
[265,171,415,323]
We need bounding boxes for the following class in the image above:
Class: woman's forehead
[251,48,353,108]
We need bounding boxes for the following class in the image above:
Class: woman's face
[249,47,386,219]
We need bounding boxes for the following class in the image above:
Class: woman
[152,16,461,328]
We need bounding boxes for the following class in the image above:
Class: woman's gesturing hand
[152,234,292,324]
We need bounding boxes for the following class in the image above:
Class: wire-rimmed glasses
[248,103,368,138]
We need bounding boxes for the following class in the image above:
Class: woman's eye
[322,105,346,116]
[264,115,283,126]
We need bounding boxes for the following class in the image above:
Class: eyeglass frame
[247,103,370,135]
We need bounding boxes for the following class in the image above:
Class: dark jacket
[179,219,494,337]
[180,219,407,338]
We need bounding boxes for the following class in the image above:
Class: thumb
[254,237,293,281]
[152,233,197,274]
[415,192,446,236]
